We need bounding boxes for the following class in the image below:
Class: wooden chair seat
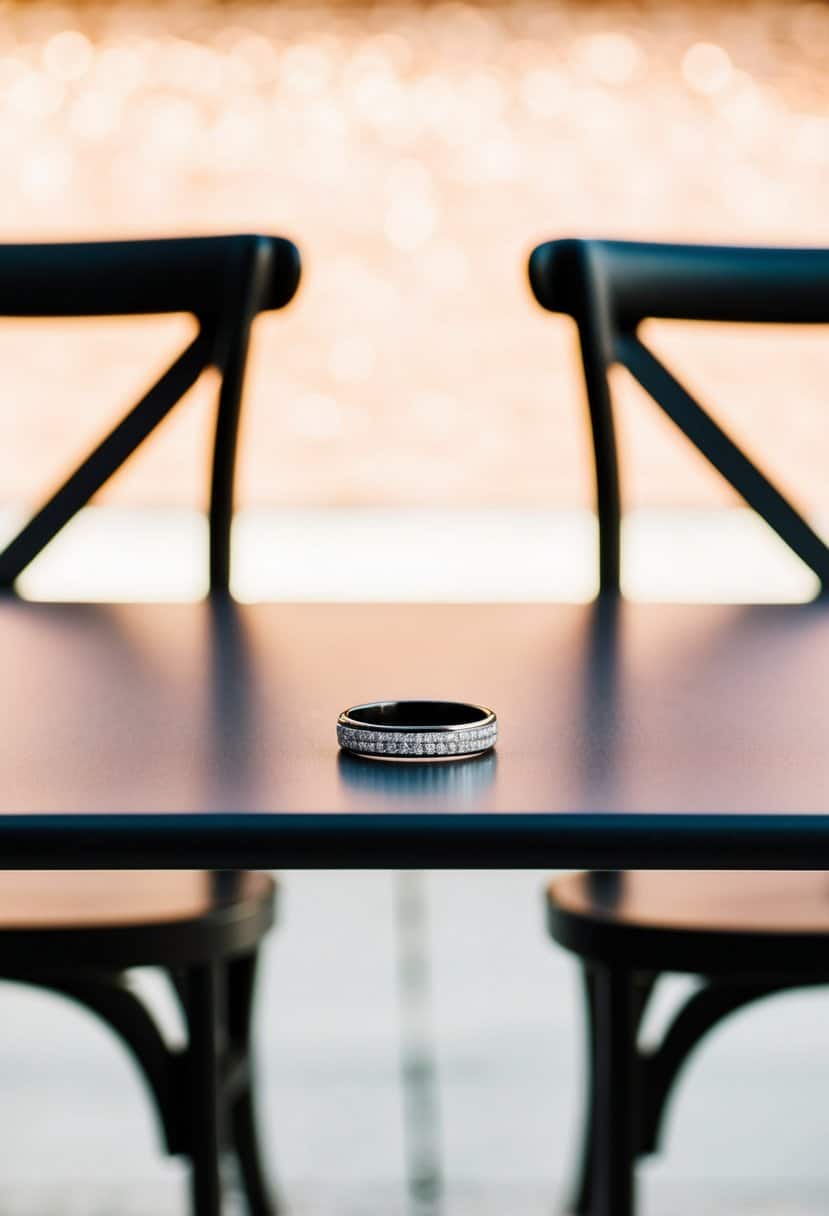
[0,870,275,970]
[548,870,829,975]
[548,870,829,1216]
[0,870,278,1216]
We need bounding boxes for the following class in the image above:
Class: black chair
[529,238,829,1216]
[0,235,301,1215]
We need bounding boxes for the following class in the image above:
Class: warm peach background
[0,0,826,513]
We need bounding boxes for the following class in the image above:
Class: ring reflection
[337,748,496,804]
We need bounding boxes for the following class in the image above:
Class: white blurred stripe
[0,506,818,603]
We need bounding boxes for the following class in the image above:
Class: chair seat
[0,870,276,971]
[548,871,829,974]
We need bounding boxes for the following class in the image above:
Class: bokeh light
[681,41,733,95]
[0,0,826,518]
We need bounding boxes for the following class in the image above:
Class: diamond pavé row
[337,723,496,757]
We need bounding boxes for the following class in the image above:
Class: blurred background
[1,2,829,1213]
[0,0,827,598]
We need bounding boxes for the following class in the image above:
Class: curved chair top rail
[0,233,300,319]
[529,238,829,330]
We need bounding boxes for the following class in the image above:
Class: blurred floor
[0,871,828,1213]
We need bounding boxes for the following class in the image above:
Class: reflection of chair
[0,235,301,1215]
[529,239,829,1216]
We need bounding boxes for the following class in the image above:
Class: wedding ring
[337,700,497,761]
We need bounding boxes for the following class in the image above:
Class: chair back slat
[0,333,211,589]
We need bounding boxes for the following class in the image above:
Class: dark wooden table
[4,597,829,868]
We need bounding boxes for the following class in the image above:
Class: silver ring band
[337,700,497,760]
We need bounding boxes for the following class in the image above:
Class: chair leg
[227,952,278,1216]
[591,964,639,1216]
[569,966,653,1216]
[184,962,224,1216]
[568,965,598,1216]
[232,1089,277,1216]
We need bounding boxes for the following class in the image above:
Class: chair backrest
[528,238,829,596]
[0,234,301,595]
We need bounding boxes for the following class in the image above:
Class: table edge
[1,812,829,868]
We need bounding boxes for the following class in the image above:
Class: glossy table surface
[3,597,829,867]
